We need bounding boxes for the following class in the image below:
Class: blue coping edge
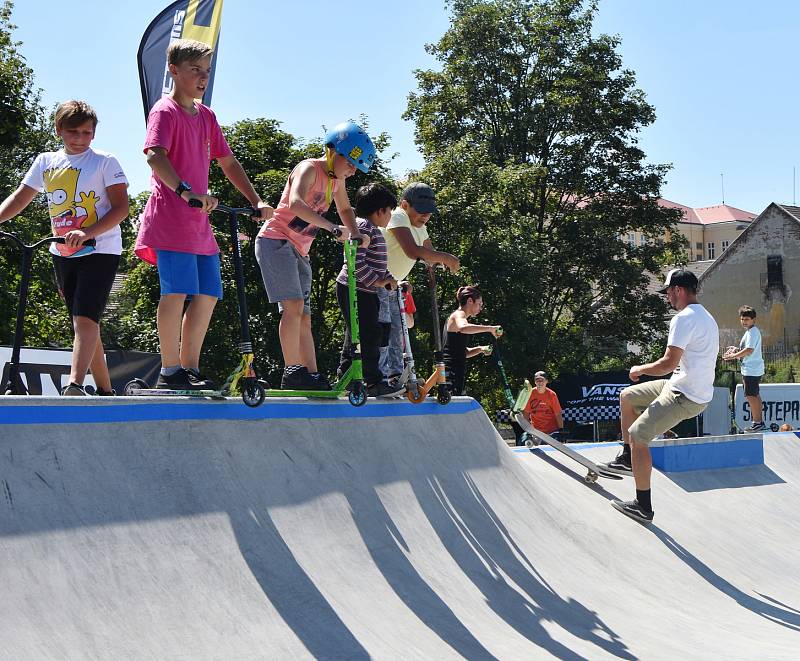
[650,438,764,473]
[0,398,481,425]
[512,441,620,453]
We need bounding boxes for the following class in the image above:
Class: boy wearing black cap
[608,269,719,523]
[379,182,460,385]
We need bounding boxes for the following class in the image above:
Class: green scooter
[262,234,367,407]
[489,335,532,445]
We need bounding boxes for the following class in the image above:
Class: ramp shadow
[650,526,800,632]
[662,465,786,493]
[406,472,635,659]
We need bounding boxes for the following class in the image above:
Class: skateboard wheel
[586,473,598,483]
[524,439,534,449]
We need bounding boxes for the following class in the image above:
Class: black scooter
[1,233,95,394]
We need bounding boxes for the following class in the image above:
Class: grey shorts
[624,379,708,445]
[255,237,312,315]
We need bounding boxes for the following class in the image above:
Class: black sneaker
[309,372,332,391]
[61,383,87,396]
[185,368,216,390]
[611,499,654,523]
[95,388,116,396]
[281,366,320,390]
[157,368,203,390]
[367,381,406,398]
[603,450,632,475]
[745,421,766,433]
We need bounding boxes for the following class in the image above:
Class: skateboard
[514,412,623,483]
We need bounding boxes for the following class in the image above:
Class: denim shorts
[156,250,223,299]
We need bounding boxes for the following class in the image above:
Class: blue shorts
[156,250,223,299]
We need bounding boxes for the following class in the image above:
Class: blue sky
[11,0,800,214]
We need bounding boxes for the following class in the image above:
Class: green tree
[404,0,685,412]
[0,0,67,350]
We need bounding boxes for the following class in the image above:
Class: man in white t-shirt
[379,183,460,383]
[607,269,719,523]
[722,305,765,432]
[0,100,129,396]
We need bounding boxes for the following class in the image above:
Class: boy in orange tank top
[255,122,373,390]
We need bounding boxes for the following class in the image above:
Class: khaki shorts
[623,379,708,445]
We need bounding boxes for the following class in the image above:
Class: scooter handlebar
[53,237,97,247]
[188,198,259,218]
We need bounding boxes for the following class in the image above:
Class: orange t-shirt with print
[523,387,562,434]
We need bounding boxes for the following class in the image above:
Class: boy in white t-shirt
[379,183,460,384]
[723,305,765,432]
[0,100,129,396]
[607,269,719,523]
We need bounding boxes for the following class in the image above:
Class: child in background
[442,285,501,395]
[255,121,372,390]
[522,370,564,437]
[723,305,765,432]
[335,183,403,397]
[135,39,272,391]
[0,100,129,396]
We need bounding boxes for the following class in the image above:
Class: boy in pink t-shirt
[135,39,271,391]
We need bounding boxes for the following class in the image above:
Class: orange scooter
[406,262,451,405]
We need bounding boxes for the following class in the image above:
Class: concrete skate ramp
[1,397,799,659]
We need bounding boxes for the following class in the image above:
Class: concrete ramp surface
[0,397,798,659]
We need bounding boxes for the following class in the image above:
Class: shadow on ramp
[650,527,800,633]
[663,465,786,493]
[405,473,635,660]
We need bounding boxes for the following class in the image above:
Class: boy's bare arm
[0,184,39,223]
[145,147,217,213]
[63,183,129,248]
[216,155,272,220]
[391,227,459,271]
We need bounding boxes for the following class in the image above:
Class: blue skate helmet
[324,121,376,173]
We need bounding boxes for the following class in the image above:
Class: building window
[640,234,647,246]
[627,233,635,246]
[706,242,715,259]
[721,240,730,252]
[767,255,783,288]
[695,242,703,250]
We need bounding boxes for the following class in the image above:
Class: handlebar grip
[351,236,364,246]
[496,327,504,337]
[188,198,203,208]
[330,226,342,238]
[53,237,97,247]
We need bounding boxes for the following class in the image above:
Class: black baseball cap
[401,182,437,214]
[658,268,698,293]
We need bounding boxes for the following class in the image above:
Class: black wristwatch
[175,180,192,197]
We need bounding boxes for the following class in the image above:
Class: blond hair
[167,39,214,66]
[54,100,98,131]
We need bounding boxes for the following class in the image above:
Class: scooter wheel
[348,383,367,407]
[406,388,427,404]
[123,378,149,395]
[242,381,265,407]
[436,387,451,405]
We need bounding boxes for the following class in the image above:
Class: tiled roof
[658,198,755,225]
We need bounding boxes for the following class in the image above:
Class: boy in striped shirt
[336,183,404,397]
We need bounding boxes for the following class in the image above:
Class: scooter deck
[262,389,343,399]
[514,413,622,483]
[127,388,227,400]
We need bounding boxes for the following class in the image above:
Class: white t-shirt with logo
[740,326,765,377]
[381,207,430,281]
[22,148,128,257]
[667,304,720,404]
